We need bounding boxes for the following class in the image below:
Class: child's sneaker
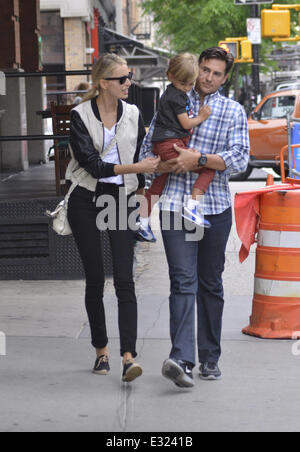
[136,223,157,243]
[182,205,211,229]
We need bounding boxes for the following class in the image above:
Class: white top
[99,126,123,185]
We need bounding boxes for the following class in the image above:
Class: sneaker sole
[92,369,110,375]
[122,363,143,382]
[135,233,156,243]
[139,235,157,243]
[162,359,194,388]
[182,213,210,229]
[199,374,222,381]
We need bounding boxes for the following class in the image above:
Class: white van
[276,82,300,91]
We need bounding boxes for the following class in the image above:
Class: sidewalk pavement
[1,181,300,432]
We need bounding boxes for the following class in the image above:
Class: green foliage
[142,0,300,72]
[142,0,245,54]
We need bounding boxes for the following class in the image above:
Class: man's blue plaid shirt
[140,88,250,215]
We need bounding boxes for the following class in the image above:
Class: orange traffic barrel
[242,189,300,339]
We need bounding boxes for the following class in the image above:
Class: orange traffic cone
[242,188,300,339]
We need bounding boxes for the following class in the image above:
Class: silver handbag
[47,199,72,236]
[45,169,87,236]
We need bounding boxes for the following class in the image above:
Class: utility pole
[251,4,261,102]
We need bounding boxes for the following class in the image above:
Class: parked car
[231,89,300,180]
[276,82,300,91]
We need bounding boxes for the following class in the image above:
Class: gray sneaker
[162,358,194,388]
[199,362,222,380]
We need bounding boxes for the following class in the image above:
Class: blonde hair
[80,53,127,103]
[167,53,199,84]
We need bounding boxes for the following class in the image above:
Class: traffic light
[261,9,290,38]
[218,41,239,60]
[241,40,252,60]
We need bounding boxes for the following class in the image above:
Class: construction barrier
[242,188,300,339]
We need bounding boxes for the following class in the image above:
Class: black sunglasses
[104,72,133,85]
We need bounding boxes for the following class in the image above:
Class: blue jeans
[160,208,232,367]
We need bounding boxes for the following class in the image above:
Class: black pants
[68,183,138,358]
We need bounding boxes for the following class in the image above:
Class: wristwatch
[198,154,207,167]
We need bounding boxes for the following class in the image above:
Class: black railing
[0,135,69,142]
[0,69,160,146]
[3,70,91,78]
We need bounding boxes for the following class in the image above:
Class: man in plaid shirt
[140,47,250,387]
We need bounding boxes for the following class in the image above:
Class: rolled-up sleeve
[70,110,116,179]
[217,105,250,176]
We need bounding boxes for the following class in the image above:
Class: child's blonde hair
[80,53,127,103]
[167,53,199,84]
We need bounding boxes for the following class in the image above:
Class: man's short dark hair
[199,47,234,75]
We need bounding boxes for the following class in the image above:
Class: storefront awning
[103,27,170,82]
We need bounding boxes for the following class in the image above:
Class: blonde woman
[67,53,159,382]
[137,53,214,243]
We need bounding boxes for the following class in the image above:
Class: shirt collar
[190,88,221,104]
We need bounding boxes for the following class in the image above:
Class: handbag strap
[64,168,87,203]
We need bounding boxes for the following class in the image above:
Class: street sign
[234,1,273,4]
[247,18,261,44]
